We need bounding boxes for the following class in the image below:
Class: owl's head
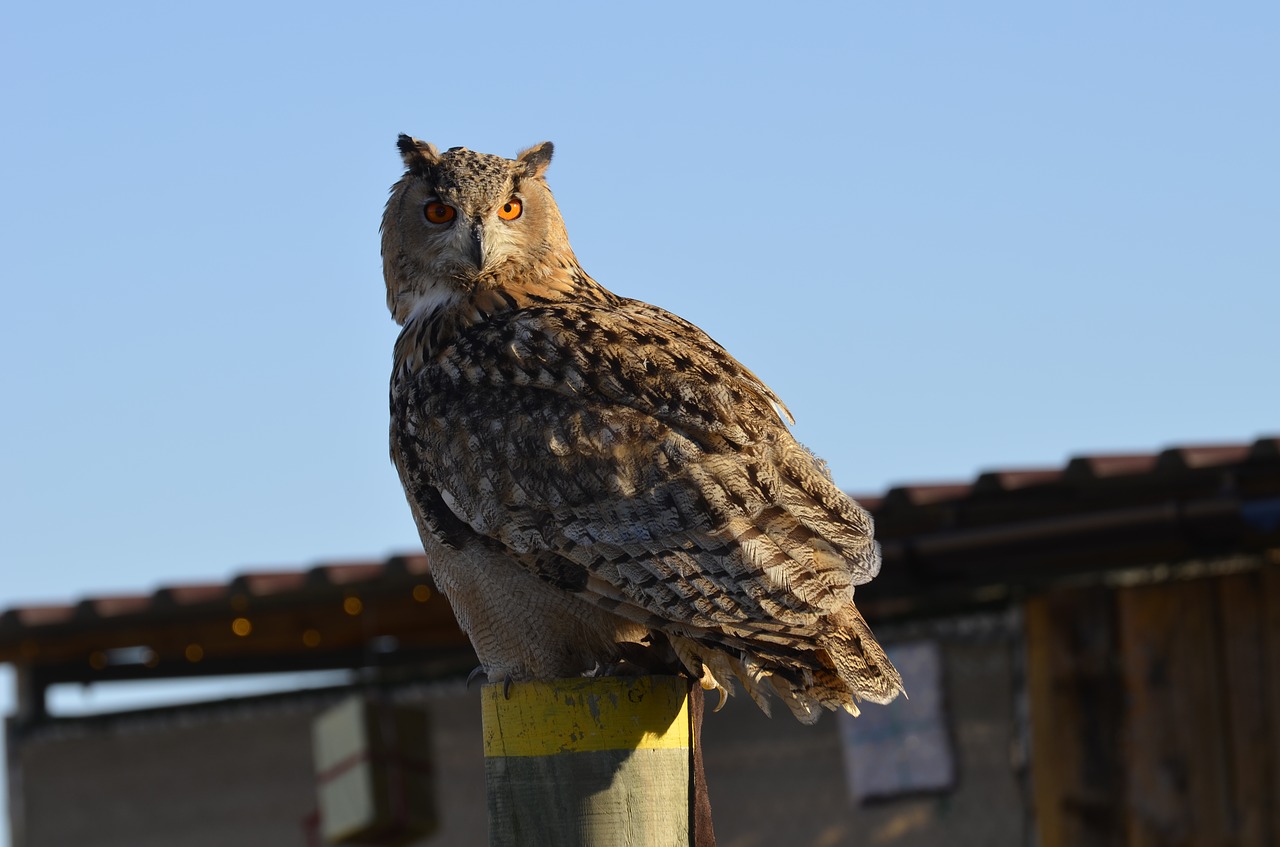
[381,136,570,325]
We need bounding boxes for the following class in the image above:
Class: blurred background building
[3,436,1278,847]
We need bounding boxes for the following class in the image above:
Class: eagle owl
[383,136,902,722]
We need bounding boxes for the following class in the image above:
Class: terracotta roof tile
[882,484,973,508]
[391,553,431,575]
[1064,454,1159,479]
[1157,444,1253,471]
[973,469,1064,493]
[153,583,229,606]
[310,563,386,586]
[232,571,311,596]
[78,595,153,619]
[3,605,76,628]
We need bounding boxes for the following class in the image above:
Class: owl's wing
[392,299,879,638]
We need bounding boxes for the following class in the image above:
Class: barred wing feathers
[391,299,902,718]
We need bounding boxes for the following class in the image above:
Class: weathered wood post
[481,675,715,846]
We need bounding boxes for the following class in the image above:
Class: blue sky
[1,2,1277,841]
[1,0,1277,733]
[4,0,1279,600]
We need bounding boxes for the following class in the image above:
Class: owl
[382,136,902,722]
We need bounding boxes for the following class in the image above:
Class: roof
[1,554,477,689]
[862,435,1280,613]
[3,435,1278,686]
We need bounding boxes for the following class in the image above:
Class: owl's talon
[503,675,514,699]
[466,665,487,689]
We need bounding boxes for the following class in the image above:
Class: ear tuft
[516,141,554,178]
[397,135,440,172]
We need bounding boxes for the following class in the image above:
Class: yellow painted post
[482,675,709,846]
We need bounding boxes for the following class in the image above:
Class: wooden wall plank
[1026,594,1068,847]
[1118,580,1231,847]
[1217,572,1271,847]
[1026,588,1124,847]
[1263,563,1280,846]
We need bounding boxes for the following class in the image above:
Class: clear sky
[1,0,1277,744]
[1,3,1277,842]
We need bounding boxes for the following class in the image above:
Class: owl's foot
[588,659,645,677]
[469,666,515,699]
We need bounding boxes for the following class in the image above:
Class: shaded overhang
[2,436,1277,695]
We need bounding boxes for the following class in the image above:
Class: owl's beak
[467,222,485,269]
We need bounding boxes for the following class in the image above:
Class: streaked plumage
[383,137,902,721]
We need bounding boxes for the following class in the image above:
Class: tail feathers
[817,605,904,705]
[667,602,904,723]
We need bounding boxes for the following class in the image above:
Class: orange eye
[424,201,456,224]
[497,198,523,221]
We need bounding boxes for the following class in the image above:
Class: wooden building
[2,436,1278,846]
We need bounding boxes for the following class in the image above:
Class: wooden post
[481,675,714,846]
